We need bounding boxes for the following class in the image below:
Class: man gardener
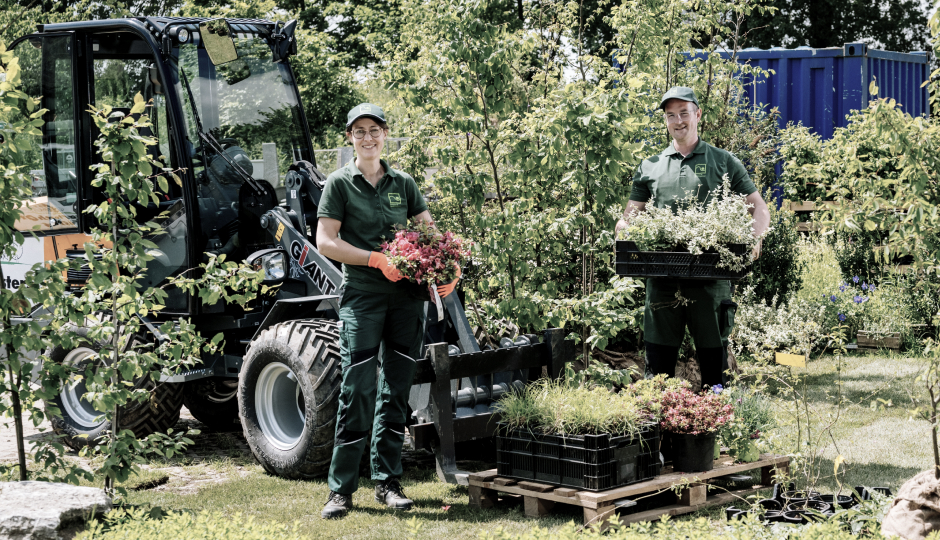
[615,86,770,388]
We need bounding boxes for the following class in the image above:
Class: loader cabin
[10,17,314,314]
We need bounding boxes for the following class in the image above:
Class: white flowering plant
[617,175,764,271]
[731,285,827,364]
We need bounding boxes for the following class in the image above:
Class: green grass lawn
[762,349,933,494]
[28,349,935,538]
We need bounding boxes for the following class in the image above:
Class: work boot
[321,491,352,519]
[374,478,414,510]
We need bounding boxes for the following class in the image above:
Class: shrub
[794,237,844,308]
[831,228,883,284]
[659,387,733,435]
[719,386,775,446]
[896,270,940,329]
[778,123,826,202]
[479,515,892,539]
[79,509,304,540]
[731,285,826,364]
[743,195,805,306]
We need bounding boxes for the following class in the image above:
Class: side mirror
[271,19,297,63]
[249,248,288,284]
[200,19,238,66]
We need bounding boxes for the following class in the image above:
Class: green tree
[738,0,931,53]
[0,40,93,484]
[37,98,264,492]
[385,0,775,357]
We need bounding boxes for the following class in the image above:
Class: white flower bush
[619,175,764,271]
[731,285,827,363]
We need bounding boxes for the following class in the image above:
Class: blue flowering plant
[819,276,872,336]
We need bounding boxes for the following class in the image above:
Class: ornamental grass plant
[495,379,646,437]
[618,175,761,271]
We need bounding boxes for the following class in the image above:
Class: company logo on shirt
[388,193,402,207]
[695,164,707,177]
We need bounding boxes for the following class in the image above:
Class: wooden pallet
[857,331,901,350]
[788,201,841,212]
[468,454,789,529]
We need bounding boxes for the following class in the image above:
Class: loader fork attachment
[416,328,573,484]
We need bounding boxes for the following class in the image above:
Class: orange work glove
[436,265,462,298]
[368,252,403,282]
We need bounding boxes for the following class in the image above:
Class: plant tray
[495,425,661,491]
[857,331,901,350]
[614,241,750,281]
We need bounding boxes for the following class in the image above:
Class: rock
[0,481,111,540]
[882,469,940,539]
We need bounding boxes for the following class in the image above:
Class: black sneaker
[374,478,414,510]
[321,491,352,519]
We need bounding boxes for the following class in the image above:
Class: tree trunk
[0,262,28,481]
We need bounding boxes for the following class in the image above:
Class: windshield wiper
[198,131,266,196]
[179,62,265,196]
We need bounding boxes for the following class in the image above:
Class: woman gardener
[315,103,458,519]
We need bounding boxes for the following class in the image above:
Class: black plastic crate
[496,425,661,491]
[615,241,750,280]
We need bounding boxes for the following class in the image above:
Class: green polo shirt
[629,139,757,210]
[318,159,428,293]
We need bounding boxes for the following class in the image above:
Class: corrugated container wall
[728,43,930,140]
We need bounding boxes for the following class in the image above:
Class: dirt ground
[0,414,49,463]
[0,406,437,484]
[0,407,252,463]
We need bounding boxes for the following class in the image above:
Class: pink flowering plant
[660,386,734,435]
[381,220,471,286]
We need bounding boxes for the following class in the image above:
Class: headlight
[261,252,286,281]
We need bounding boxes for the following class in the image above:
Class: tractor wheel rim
[255,361,305,450]
[60,347,105,428]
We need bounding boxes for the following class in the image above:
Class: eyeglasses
[351,128,385,139]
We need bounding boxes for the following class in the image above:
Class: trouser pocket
[718,299,738,342]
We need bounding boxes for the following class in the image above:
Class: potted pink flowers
[660,386,734,472]
[381,220,471,292]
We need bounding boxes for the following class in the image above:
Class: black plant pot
[763,510,785,523]
[852,486,892,504]
[781,490,821,506]
[757,498,783,511]
[771,482,796,501]
[725,507,747,521]
[670,432,717,473]
[786,500,832,514]
[782,510,808,524]
[660,430,673,466]
[819,494,854,510]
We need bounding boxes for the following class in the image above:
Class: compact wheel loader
[5,16,574,484]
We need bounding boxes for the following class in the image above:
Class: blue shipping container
[730,42,930,140]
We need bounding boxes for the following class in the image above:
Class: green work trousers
[644,279,737,388]
[327,286,426,495]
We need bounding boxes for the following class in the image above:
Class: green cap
[659,86,699,109]
[346,103,386,129]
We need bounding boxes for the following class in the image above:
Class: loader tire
[182,377,240,431]
[239,319,343,479]
[46,325,184,451]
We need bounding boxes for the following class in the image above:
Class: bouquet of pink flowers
[660,387,734,435]
[381,221,471,286]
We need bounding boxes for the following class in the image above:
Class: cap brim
[346,114,385,129]
[659,97,696,109]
